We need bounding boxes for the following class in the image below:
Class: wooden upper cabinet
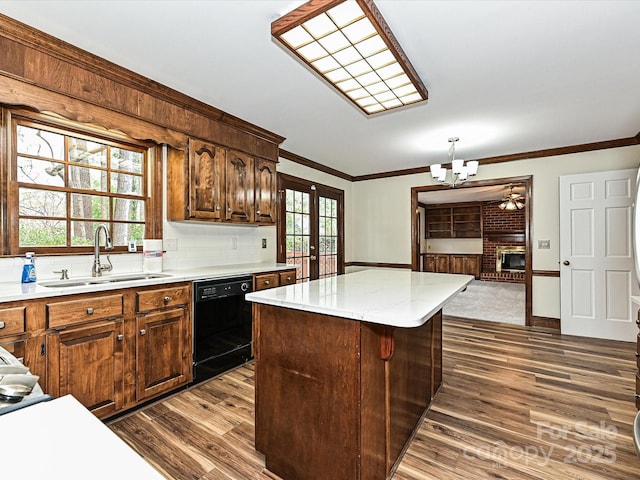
[225,150,254,223]
[188,138,225,220]
[254,158,277,225]
[168,138,278,225]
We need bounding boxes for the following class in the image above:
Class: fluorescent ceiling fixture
[272,0,428,115]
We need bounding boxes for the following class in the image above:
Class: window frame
[2,108,162,256]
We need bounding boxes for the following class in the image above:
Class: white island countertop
[246,269,474,328]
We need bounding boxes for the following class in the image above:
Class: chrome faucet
[92,224,114,277]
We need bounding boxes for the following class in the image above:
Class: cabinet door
[435,255,450,273]
[225,150,254,223]
[423,255,436,272]
[465,255,481,278]
[136,307,190,402]
[188,138,226,220]
[254,158,277,224]
[47,321,124,419]
[450,255,465,274]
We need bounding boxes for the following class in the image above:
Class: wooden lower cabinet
[423,253,481,279]
[47,320,124,419]
[136,307,190,402]
[37,282,192,419]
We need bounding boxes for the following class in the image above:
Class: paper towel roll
[143,239,163,273]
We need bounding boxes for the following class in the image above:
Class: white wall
[351,145,640,318]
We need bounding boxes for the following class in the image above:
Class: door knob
[563,260,570,265]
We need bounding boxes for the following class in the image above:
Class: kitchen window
[3,110,161,255]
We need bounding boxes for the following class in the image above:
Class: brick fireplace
[481,202,525,283]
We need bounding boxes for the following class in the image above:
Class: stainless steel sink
[38,273,172,288]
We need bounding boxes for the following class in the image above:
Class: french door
[277,174,344,282]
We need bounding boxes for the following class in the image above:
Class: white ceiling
[1,1,639,177]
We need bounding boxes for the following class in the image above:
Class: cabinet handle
[0,321,5,329]
[636,394,640,399]
[216,206,221,211]
[164,296,171,303]
[256,210,261,215]
[228,207,232,212]
[310,255,317,261]
[636,318,640,326]
[140,329,147,336]
[117,334,124,341]
[635,352,640,357]
[264,280,270,285]
[87,308,94,315]
[286,276,291,281]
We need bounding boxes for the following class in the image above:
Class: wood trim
[530,316,560,331]
[0,14,284,146]
[346,261,412,269]
[485,231,526,242]
[533,270,560,277]
[279,149,354,181]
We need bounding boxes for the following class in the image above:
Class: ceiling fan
[498,184,525,210]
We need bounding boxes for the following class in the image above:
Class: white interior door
[560,168,638,341]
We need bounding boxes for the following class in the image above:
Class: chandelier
[499,184,525,210]
[430,137,479,187]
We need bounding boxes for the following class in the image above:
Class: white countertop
[0,394,165,479]
[246,269,474,328]
[0,262,293,302]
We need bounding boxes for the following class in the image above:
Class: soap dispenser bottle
[21,251,37,283]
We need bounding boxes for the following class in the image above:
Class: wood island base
[254,304,442,480]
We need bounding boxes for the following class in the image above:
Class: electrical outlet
[262,238,267,249]
[164,238,177,251]
[538,239,550,249]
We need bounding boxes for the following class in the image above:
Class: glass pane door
[284,187,312,282]
[318,195,338,279]
[278,174,343,282]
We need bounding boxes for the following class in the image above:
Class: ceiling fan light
[467,160,479,176]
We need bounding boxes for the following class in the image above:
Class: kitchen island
[246,269,473,480]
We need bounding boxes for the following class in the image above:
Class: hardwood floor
[109,317,640,479]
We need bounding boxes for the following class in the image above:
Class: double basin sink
[38,273,172,288]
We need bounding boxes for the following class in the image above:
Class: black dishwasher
[192,276,253,383]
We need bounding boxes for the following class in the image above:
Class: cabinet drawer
[255,273,279,291]
[0,307,25,337]
[47,295,124,329]
[279,270,296,286]
[137,285,190,312]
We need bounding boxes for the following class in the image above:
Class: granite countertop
[246,269,473,328]
[0,262,294,303]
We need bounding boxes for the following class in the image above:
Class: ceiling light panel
[272,0,428,115]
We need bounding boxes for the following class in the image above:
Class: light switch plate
[538,239,550,249]
[262,238,267,249]
[127,241,137,252]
